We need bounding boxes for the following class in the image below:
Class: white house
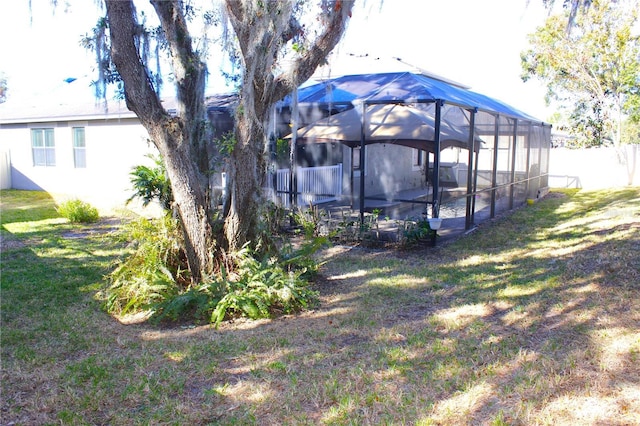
[0,99,160,213]
[0,95,238,214]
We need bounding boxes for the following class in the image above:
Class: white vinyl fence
[0,150,11,189]
[549,145,640,189]
[270,163,343,207]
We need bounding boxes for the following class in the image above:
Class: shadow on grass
[1,190,124,368]
[0,189,60,225]
[82,188,635,425]
[2,188,639,425]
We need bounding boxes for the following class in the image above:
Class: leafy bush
[330,209,383,244]
[400,218,436,246]
[57,199,99,223]
[294,206,329,238]
[211,246,319,325]
[149,284,214,323]
[278,235,328,279]
[152,243,323,325]
[251,202,288,258]
[259,201,288,237]
[128,154,173,211]
[104,211,325,325]
[104,215,187,316]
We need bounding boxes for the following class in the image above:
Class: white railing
[270,163,343,207]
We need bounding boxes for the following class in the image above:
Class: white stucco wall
[343,144,427,198]
[548,145,640,189]
[0,118,158,212]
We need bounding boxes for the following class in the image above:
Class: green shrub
[278,235,329,279]
[128,154,173,211]
[150,241,326,325]
[209,246,320,325]
[57,199,99,223]
[104,212,325,325]
[293,206,330,238]
[400,218,436,246]
[104,215,187,316]
[149,284,216,322]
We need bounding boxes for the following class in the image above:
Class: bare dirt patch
[61,217,123,240]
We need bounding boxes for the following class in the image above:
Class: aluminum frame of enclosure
[277,72,552,233]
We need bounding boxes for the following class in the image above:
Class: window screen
[73,127,86,168]
[352,147,361,170]
[31,128,55,167]
[412,148,423,167]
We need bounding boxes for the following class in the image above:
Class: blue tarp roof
[279,72,544,123]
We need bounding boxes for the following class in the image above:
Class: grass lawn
[1,188,639,425]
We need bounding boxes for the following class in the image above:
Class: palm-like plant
[128,154,173,212]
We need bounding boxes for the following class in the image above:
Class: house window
[352,147,361,171]
[73,127,86,168]
[412,148,423,169]
[31,128,56,167]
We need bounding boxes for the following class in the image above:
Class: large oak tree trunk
[146,123,215,283]
[224,116,266,250]
[105,0,353,271]
[106,0,215,282]
[223,0,353,251]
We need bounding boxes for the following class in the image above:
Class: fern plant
[149,284,216,322]
[150,243,323,326]
[104,209,325,325]
[294,205,328,238]
[104,215,187,316]
[400,218,436,247]
[209,246,319,326]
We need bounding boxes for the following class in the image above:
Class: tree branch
[151,0,206,120]
[104,0,165,126]
[272,0,354,101]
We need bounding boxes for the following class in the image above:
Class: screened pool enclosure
[274,72,552,236]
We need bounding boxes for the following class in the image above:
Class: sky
[0,0,556,121]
